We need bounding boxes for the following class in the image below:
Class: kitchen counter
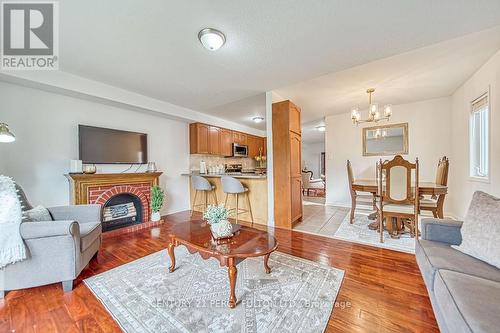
[183,172,268,226]
[182,172,267,179]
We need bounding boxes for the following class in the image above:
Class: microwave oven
[232,143,248,157]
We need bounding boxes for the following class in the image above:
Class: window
[469,93,489,180]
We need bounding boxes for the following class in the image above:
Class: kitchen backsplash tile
[190,154,257,171]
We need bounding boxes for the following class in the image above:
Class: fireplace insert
[102,193,143,232]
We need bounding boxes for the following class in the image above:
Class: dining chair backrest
[347,160,356,197]
[347,160,354,185]
[378,155,419,205]
[192,175,212,191]
[435,156,449,186]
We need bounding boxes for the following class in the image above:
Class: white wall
[325,97,452,212]
[0,81,191,215]
[449,49,500,219]
[302,142,325,178]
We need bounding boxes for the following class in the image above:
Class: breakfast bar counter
[181,172,267,179]
[182,172,268,226]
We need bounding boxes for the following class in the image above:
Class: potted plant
[150,186,164,222]
[203,204,233,239]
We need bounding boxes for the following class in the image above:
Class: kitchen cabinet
[291,176,302,222]
[247,135,266,158]
[189,123,209,154]
[289,103,301,135]
[272,100,303,228]
[232,131,247,145]
[290,132,301,177]
[208,126,221,155]
[189,123,265,157]
[220,129,233,157]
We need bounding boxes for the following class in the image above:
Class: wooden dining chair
[377,155,419,242]
[347,160,376,223]
[420,156,449,218]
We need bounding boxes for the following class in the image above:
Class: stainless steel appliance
[232,143,248,157]
[225,163,242,173]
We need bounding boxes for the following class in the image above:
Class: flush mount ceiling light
[252,116,265,123]
[0,123,15,143]
[198,28,226,51]
[351,88,392,125]
[316,125,326,132]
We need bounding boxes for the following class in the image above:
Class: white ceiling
[206,93,266,130]
[301,120,326,144]
[274,26,500,123]
[58,0,500,128]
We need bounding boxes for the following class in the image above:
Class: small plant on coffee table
[203,204,229,225]
[204,205,233,239]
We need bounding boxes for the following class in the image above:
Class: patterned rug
[85,247,344,333]
[333,212,416,253]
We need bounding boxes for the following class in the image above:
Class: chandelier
[351,88,392,125]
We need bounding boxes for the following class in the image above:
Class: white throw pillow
[0,176,22,224]
[23,205,53,222]
[452,191,500,269]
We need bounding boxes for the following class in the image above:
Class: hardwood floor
[0,211,439,332]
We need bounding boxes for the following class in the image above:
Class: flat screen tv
[78,125,148,164]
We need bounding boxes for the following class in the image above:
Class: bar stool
[221,176,254,225]
[191,175,217,217]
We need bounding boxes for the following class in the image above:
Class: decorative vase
[83,164,97,174]
[210,220,233,239]
[151,211,161,222]
[146,162,157,173]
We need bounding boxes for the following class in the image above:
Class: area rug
[85,247,345,333]
[333,212,416,253]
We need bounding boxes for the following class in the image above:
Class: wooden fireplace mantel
[65,172,162,205]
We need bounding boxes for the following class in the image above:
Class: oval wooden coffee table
[167,220,278,308]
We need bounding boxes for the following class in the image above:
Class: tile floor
[294,196,350,236]
[297,196,423,253]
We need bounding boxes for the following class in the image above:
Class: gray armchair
[0,186,102,298]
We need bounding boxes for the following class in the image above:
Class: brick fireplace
[66,172,162,236]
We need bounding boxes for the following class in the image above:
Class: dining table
[351,179,448,227]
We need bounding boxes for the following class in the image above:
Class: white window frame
[468,91,490,183]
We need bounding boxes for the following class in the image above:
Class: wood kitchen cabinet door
[233,132,247,145]
[189,123,209,154]
[247,135,260,158]
[256,137,266,157]
[291,176,303,223]
[232,132,240,144]
[289,103,301,135]
[240,133,248,145]
[272,100,303,229]
[290,132,302,178]
[220,129,233,157]
[208,126,221,155]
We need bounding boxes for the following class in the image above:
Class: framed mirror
[362,123,408,156]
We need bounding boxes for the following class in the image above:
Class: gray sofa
[416,218,500,333]
[0,186,102,298]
